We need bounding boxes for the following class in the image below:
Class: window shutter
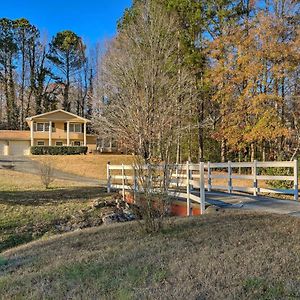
[64,123,67,132]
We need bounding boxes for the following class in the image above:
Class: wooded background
[1,0,299,163]
[0,20,96,130]
[95,0,299,163]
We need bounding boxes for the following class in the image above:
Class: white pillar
[83,122,87,146]
[49,121,52,146]
[109,138,112,152]
[67,121,70,146]
[30,120,34,146]
[101,138,104,152]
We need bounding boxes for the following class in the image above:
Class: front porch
[29,121,87,147]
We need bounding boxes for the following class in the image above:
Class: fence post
[106,161,111,193]
[133,166,138,201]
[186,161,191,216]
[207,161,211,192]
[200,162,205,214]
[121,163,125,201]
[294,159,298,201]
[253,160,257,196]
[228,161,232,193]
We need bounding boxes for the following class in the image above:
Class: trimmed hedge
[31,146,88,155]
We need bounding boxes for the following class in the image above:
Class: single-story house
[0,109,97,156]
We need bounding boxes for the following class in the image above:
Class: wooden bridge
[106,160,299,216]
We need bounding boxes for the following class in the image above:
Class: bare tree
[40,160,55,189]
[93,0,192,164]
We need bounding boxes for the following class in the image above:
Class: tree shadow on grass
[0,186,112,206]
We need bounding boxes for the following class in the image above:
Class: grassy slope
[31,154,134,180]
[1,212,300,299]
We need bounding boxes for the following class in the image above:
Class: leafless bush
[40,160,55,189]
[130,157,176,233]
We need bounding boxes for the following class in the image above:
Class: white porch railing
[107,160,299,216]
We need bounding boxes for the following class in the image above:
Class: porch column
[49,121,52,146]
[109,138,112,152]
[30,120,34,146]
[83,122,87,146]
[67,121,70,146]
[101,138,104,152]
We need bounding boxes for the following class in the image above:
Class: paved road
[206,191,300,216]
[0,156,101,186]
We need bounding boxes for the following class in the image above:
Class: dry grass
[0,169,85,191]
[1,212,300,299]
[31,154,134,180]
[0,183,112,252]
[209,170,269,189]
[0,169,113,252]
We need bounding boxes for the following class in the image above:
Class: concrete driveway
[0,156,101,186]
[206,191,300,217]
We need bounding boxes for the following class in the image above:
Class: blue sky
[1,0,132,46]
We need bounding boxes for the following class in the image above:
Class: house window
[35,122,50,132]
[64,123,82,133]
[73,141,81,146]
[55,141,63,146]
[37,141,45,146]
[75,124,81,133]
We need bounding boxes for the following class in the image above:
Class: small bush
[40,160,55,189]
[131,159,173,233]
[262,167,294,189]
[31,146,88,155]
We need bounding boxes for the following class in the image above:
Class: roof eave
[25,109,91,123]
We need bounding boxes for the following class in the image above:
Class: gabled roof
[25,109,91,123]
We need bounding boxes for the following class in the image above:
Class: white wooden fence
[107,162,206,216]
[107,160,299,216]
[205,160,298,201]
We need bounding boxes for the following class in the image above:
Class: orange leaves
[207,11,298,152]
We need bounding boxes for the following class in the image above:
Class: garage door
[9,141,30,156]
[0,141,8,155]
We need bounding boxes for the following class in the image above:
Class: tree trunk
[262,141,266,161]
[250,143,255,162]
[221,139,226,162]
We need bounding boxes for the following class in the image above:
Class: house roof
[0,130,30,141]
[25,109,91,123]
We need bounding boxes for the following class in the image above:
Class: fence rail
[107,160,299,216]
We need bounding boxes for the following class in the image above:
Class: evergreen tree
[48,30,86,112]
